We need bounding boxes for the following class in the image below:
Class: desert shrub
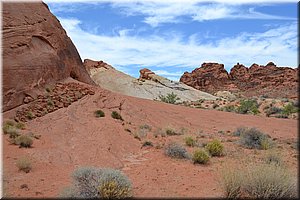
[233,126,247,137]
[205,139,224,156]
[264,152,283,166]
[221,164,297,199]
[26,111,35,120]
[221,167,243,198]
[15,135,33,148]
[94,110,105,118]
[47,99,54,106]
[15,122,25,130]
[165,128,177,136]
[4,127,20,139]
[97,169,132,199]
[3,120,16,133]
[63,167,132,198]
[139,124,151,131]
[238,128,273,150]
[184,136,196,147]
[266,106,282,116]
[165,143,189,159]
[192,149,210,164]
[221,105,235,112]
[59,186,78,198]
[236,99,260,115]
[244,164,297,198]
[16,157,32,173]
[282,103,298,115]
[111,111,123,121]
[159,92,180,104]
[142,141,153,147]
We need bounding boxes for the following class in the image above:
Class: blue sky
[45,0,297,81]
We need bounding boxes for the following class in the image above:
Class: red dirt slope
[3,79,297,198]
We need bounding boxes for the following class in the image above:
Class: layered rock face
[2,2,94,111]
[84,59,217,102]
[180,62,298,98]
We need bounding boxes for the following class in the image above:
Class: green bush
[205,139,224,156]
[238,128,273,150]
[111,111,123,121]
[61,167,132,198]
[15,135,33,148]
[236,99,260,115]
[184,136,196,147]
[16,157,32,173]
[282,103,298,115]
[94,110,105,118]
[159,92,180,104]
[192,149,210,164]
[165,143,189,159]
[26,111,35,120]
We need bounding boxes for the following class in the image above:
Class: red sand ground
[2,79,298,198]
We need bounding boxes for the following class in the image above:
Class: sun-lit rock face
[180,62,298,99]
[2,2,94,111]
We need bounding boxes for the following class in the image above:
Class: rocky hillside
[2,2,93,111]
[84,59,217,102]
[180,62,298,99]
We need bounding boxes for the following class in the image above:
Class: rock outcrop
[139,68,156,80]
[180,62,298,99]
[84,59,217,102]
[2,2,94,111]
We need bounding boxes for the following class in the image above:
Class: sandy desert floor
[2,79,298,198]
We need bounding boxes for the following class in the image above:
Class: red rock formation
[83,59,114,72]
[2,2,94,111]
[180,62,298,98]
[139,68,156,80]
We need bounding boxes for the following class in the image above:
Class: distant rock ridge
[2,2,94,111]
[180,62,298,99]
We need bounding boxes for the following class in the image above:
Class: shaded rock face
[180,62,298,98]
[2,2,94,111]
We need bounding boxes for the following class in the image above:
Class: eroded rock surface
[2,2,93,111]
[180,62,298,98]
[84,59,217,102]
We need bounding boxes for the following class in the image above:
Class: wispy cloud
[47,0,296,27]
[59,16,297,81]
[111,1,296,27]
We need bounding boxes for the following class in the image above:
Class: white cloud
[59,17,297,82]
[111,1,296,27]
[46,0,296,27]
[152,70,184,77]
